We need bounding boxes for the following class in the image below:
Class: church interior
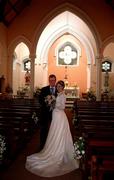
[0,0,114,179]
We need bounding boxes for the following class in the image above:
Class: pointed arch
[32,2,101,58]
[8,35,31,56]
[32,2,103,99]
[7,36,31,94]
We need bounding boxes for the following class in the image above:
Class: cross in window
[59,45,77,64]
[102,61,110,71]
[25,61,31,70]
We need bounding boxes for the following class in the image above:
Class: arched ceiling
[36,11,97,65]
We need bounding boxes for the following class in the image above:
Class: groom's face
[49,77,56,87]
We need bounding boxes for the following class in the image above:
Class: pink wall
[48,34,87,95]
[0,23,8,85]
[0,0,114,94]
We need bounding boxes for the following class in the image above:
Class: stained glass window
[24,59,31,71]
[58,42,77,66]
[102,60,112,72]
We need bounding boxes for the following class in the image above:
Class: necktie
[51,87,54,94]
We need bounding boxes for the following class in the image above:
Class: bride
[25,80,79,177]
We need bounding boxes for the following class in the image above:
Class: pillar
[29,54,36,98]
[96,56,102,101]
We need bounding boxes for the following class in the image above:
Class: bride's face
[57,84,64,93]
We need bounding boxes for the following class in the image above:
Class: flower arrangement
[74,136,85,160]
[45,95,56,111]
[87,88,96,101]
[17,86,30,97]
[34,87,41,98]
[0,134,6,160]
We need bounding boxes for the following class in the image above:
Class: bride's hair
[56,80,65,88]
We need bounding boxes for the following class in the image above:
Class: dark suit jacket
[39,85,57,126]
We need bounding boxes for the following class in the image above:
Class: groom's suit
[39,85,57,150]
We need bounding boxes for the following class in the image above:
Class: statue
[25,70,31,86]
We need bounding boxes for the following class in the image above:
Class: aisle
[0,124,82,180]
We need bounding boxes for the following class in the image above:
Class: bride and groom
[25,74,79,177]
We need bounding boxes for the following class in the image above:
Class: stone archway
[32,4,101,98]
[8,36,32,96]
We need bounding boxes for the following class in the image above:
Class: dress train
[25,93,79,177]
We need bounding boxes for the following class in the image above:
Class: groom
[39,74,57,150]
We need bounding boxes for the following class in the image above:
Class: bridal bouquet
[74,136,85,160]
[45,95,56,111]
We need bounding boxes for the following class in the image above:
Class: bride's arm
[55,94,66,110]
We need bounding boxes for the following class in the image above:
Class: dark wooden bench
[0,98,41,169]
[73,100,114,179]
[91,155,114,180]
[82,131,114,180]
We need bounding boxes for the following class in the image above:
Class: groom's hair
[49,74,56,80]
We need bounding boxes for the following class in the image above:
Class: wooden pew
[83,131,114,180]
[0,98,41,168]
[73,100,114,179]
[91,155,114,180]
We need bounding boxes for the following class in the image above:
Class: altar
[64,86,80,108]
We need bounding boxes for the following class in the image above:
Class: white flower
[0,134,6,160]
[32,112,39,124]
[74,136,85,160]
[79,137,83,140]
[82,150,85,155]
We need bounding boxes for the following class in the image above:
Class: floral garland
[45,95,56,111]
[0,134,6,160]
[74,136,85,160]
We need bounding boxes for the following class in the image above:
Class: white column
[96,56,102,101]
[29,54,36,98]
[87,64,91,90]
[7,54,13,86]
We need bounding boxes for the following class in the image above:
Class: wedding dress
[25,92,79,177]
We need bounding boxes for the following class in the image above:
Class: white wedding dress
[25,92,79,177]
